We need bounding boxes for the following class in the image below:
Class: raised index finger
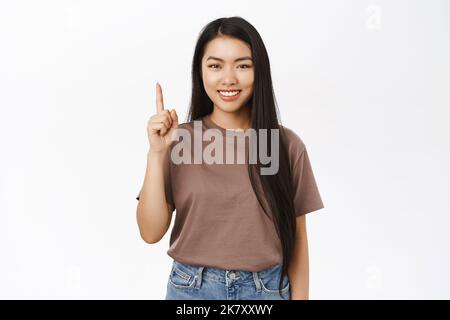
[156,82,164,113]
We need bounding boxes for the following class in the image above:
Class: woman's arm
[287,214,309,300]
[136,150,173,243]
[137,83,178,244]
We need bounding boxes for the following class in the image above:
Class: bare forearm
[136,150,171,243]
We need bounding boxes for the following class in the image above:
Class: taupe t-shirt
[137,113,324,272]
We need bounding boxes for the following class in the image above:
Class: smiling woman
[136,16,325,301]
[201,35,255,118]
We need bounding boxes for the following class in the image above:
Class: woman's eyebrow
[206,56,253,62]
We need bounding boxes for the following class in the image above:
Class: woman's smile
[217,90,242,101]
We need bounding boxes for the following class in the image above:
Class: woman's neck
[209,106,251,131]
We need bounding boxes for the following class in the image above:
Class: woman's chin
[214,101,248,113]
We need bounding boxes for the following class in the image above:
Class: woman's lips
[218,90,241,102]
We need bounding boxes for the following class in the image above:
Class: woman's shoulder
[166,118,200,149]
[176,120,195,130]
[173,117,204,132]
[279,124,307,161]
[168,117,198,140]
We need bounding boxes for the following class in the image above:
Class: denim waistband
[172,259,283,285]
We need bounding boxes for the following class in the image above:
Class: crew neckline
[202,114,249,133]
[202,114,227,133]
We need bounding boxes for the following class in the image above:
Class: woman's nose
[221,67,238,84]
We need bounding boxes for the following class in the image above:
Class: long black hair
[187,17,297,296]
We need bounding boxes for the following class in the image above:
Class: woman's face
[201,35,254,114]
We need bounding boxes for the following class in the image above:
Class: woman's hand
[147,82,179,154]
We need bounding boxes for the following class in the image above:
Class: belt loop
[195,266,204,289]
[252,271,261,292]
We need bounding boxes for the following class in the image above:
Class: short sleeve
[292,148,324,217]
[135,150,175,214]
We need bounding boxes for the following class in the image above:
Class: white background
[0,0,449,299]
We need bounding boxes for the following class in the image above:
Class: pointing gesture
[156,81,164,113]
[147,82,179,153]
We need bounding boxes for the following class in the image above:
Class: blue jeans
[165,260,291,300]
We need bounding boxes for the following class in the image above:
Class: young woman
[136,17,324,300]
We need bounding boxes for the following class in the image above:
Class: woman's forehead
[203,36,252,60]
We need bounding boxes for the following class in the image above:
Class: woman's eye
[208,64,252,69]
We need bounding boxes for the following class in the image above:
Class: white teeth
[219,91,240,97]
